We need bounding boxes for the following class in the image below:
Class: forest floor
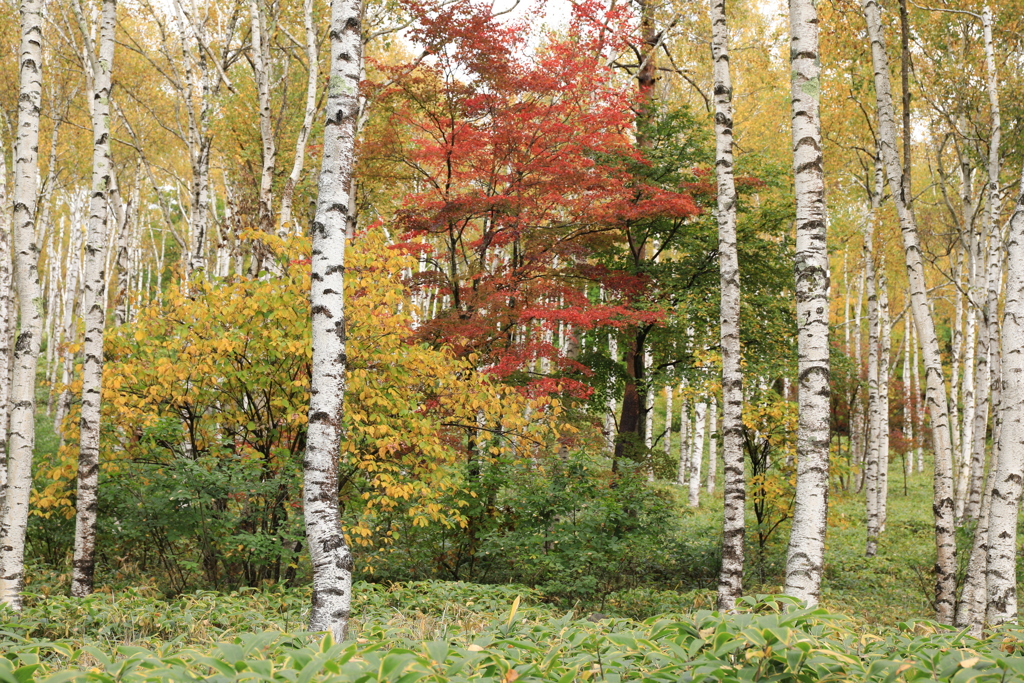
[6,458,1024,680]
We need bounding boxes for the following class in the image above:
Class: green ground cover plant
[4,589,1024,682]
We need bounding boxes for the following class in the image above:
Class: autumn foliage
[362,0,701,399]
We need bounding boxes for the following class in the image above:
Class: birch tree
[784,0,831,606]
[303,0,362,640]
[0,135,12,510]
[861,0,957,623]
[864,168,882,557]
[710,0,744,611]
[280,0,318,232]
[0,0,44,609]
[70,0,117,599]
[986,159,1024,627]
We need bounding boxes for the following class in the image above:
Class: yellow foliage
[40,230,563,553]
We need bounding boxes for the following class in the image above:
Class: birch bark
[706,396,718,494]
[958,150,978,492]
[903,319,914,475]
[966,8,1002,525]
[784,0,831,606]
[304,0,362,640]
[861,0,957,622]
[252,0,276,237]
[864,190,881,557]
[677,393,690,485]
[280,0,319,233]
[688,400,707,507]
[709,0,744,612]
[0,132,12,507]
[70,0,117,599]
[663,384,673,456]
[0,0,44,609]
[878,274,891,529]
[986,162,1024,626]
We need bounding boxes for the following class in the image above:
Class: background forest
[3,0,1024,678]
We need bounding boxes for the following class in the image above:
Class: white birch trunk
[967,10,1002,525]
[711,0,744,611]
[53,206,84,437]
[912,313,923,472]
[304,0,361,640]
[677,392,690,485]
[643,347,653,452]
[864,191,882,557]
[878,273,891,530]
[949,256,962,475]
[956,462,997,635]
[605,334,617,453]
[0,127,13,506]
[784,0,831,606]
[862,0,957,622]
[903,318,914,475]
[851,266,866,483]
[706,396,718,494]
[252,0,276,239]
[986,161,1024,626]
[663,384,673,455]
[279,0,317,231]
[70,0,116,598]
[958,149,979,494]
[688,400,707,507]
[0,0,44,609]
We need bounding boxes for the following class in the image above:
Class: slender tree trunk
[903,318,914,475]
[986,160,1024,626]
[688,400,707,507]
[113,165,138,326]
[912,312,923,473]
[280,0,319,233]
[967,10,1002,525]
[676,391,690,485]
[949,255,962,491]
[0,130,13,508]
[0,0,44,610]
[643,347,654,454]
[663,384,673,456]
[865,182,882,557]
[706,396,718,494]
[956,461,996,634]
[70,0,117,599]
[252,0,276,237]
[710,0,744,611]
[304,0,362,641]
[784,0,831,606]
[605,333,618,453]
[851,266,866,486]
[956,139,979,493]
[615,333,644,463]
[54,206,84,437]
[861,0,957,623]
[878,273,891,527]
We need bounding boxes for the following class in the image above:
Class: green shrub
[5,592,1024,682]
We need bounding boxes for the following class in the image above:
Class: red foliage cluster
[363,0,700,396]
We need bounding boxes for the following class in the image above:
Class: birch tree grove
[303,0,362,640]
[861,0,957,624]
[709,0,744,612]
[70,0,117,599]
[5,0,1024,641]
[0,0,44,610]
[783,0,831,606]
